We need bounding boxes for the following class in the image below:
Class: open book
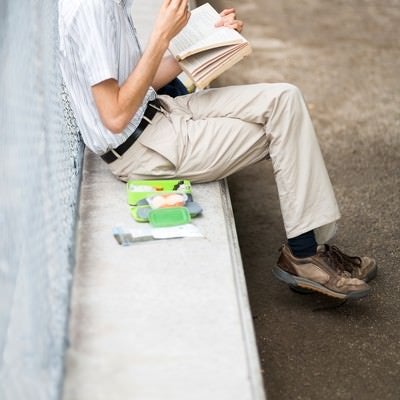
[169,3,252,89]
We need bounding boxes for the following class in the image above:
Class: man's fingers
[169,0,187,10]
[167,0,189,19]
[163,0,189,23]
[215,8,245,32]
[215,18,244,32]
[155,0,190,41]
[220,8,235,16]
[229,20,244,32]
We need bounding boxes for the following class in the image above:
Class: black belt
[101,99,161,164]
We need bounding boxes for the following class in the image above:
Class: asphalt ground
[208,0,400,398]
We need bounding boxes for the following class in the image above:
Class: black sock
[288,230,317,258]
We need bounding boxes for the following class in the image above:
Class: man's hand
[215,8,244,33]
[152,0,191,44]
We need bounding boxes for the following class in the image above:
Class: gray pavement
[210,0,400,399]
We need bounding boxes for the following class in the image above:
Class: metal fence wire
[0,1,83,400]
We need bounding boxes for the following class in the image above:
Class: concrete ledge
[63,150,265,400]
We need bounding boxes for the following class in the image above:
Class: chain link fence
[0,1,83,399]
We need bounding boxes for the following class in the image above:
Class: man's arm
[152,55,182,91]
[92,0,190,134]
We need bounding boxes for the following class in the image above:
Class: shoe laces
[320,245,362,276]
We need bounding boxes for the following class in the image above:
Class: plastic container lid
[148,207,191,227]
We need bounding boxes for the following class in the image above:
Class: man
[59,0,377,300]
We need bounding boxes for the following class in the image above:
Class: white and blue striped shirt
[59,0,157,154]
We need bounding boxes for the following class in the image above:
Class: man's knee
[274,82,303,99]
[254,82,303,105]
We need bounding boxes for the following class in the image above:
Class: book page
[179,44,252,89]
[195,46,252,89]
[180,44,244,76]
[192,44,248,76]
[193,45,248,80]
[179,45,240,75]
[169,3,246,60]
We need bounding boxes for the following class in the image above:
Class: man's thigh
[175,115,268,182]
[112,113,268,183]
[163,83,293,125]
[110,87,271,182]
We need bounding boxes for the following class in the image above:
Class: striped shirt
[59,0,157,155]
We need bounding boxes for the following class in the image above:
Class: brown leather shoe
[273,244,371,299]
[322,245,377,282]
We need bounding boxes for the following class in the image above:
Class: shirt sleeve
[70,1,119,86]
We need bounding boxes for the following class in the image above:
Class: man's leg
[159,83,341,243]
[110,83,376,298]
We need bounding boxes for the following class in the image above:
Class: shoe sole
[288,264,378,295]
[289,285,315,295]
[272,266,370,300]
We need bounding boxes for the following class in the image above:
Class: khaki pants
[109,83,340,243]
